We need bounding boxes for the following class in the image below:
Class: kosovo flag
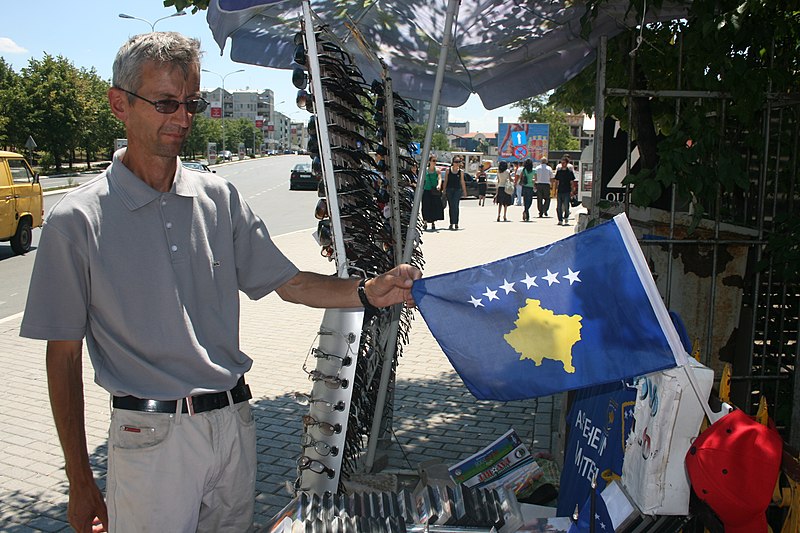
[411,213,688,400]
[568,492,614,533]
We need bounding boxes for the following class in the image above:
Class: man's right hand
[68,476,108,532]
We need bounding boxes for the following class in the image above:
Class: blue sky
[2,1,518,132]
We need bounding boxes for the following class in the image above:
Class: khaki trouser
[107,401,256,533]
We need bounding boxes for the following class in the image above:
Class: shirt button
[166,222,173,229]
[162,200,167,206]
[171,245,178,252]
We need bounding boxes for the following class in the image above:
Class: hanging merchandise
[292,0,424,497]
[621,358,715,515]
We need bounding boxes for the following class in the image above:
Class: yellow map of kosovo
[504,298,583,373]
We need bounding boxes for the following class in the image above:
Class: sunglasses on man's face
[119,88,208,114]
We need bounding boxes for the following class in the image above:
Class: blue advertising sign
[556,380,637,517]
[498,123,549,163]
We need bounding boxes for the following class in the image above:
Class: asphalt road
[0,155,317,319]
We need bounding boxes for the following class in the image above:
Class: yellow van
[0,151,43,254]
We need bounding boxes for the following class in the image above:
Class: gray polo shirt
[20,150,299,399]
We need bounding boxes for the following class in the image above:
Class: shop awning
[206,0,689,110]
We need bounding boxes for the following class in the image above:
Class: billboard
[497,123,549,163]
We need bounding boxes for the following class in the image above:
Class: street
[0,155,316,319]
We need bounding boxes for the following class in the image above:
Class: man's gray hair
[112,32,202,93]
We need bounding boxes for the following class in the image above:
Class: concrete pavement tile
[21,516,68,533]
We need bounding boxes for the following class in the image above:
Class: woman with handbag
[519,158,537,222]
[494,160,514,221]
[421,155,444,231]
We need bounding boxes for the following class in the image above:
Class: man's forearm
[46,341,94,484]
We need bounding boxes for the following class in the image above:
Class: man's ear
[108,87,128,122]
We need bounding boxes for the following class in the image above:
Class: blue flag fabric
[411,213,688,400]
[556,381,637,517]
[567,485,615,533]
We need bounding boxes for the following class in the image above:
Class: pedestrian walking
[442,156,467,230]
[535,157,553,217]
[513,161,523,206]
[421,154,444,230]
[554,156,577,225]
[19,31,421,533]
[476,160,490,206]
[494,160,514,221]
[519,158,537,222]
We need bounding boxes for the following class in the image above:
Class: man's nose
[172,104,193,127]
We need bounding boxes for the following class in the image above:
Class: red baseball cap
[685,409,783,533]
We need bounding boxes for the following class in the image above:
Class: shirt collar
[108,148,198,210]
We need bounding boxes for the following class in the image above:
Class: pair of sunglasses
[118,88,208,114]
[305,368,349,390]
[293,391,346,413]
[300,433,339,457]
[302,414,341,435]
[297,455,336,479]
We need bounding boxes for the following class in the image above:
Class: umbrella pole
[365,0,462,473]
[401,0,460,264]
[303,0,348,279]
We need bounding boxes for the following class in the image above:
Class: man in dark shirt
[554,156,576,225]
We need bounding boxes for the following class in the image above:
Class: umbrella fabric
[207,0,689,109]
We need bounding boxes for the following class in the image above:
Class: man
[20,32,420,533]
[535,157,553,217]
[513,161,523,205]
[554,156,577,225]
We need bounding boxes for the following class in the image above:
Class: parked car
[182,160,215,173]
[463,172,480,198]
[220,150,233,161]
[289,162,317,190]
[0,151,42,254]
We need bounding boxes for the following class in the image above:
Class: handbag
[570,196,581,207]
[504,181,515,195]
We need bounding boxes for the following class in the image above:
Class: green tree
[224,118,261,155]
[76,68,124,165]
[553,0,798,213]
[16,55,83,170]
[185,114,222,159]
[513,95,579,151]
[0,58,20,149]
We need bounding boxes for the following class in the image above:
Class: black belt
[112,377,251,415]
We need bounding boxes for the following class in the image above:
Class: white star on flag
[482,287,499,301]
[565,268,581,285]
[543,269,560,286]
[468,296,484,308]
[521,273,538,288]
[499,279,516,294]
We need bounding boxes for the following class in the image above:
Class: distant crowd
[421,155,579,231]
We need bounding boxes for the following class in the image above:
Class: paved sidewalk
[0,199,583,531]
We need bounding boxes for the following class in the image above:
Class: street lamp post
[118,10,186,32]
[201,69,245,154]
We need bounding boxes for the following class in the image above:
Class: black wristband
[357,278,380,313]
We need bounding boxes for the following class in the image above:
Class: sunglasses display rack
[294,0,424,499]
[261,483,524,533]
